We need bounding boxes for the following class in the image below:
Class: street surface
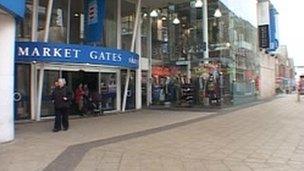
[1,94,304,171]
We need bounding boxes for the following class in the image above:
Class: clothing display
[180,84,194,107]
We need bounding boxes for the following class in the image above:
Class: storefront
[13,0,146,121]
[146,0,259,107]
[1,0,262,142]
[15,42,138,120]
[14,0,260,111]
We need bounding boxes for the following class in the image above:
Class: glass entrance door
[15,64,31,120]
[41,70,60,117]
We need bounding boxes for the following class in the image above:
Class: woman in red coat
[74,83,85,114]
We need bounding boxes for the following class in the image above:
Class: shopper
[52,78,72,132]
[74,83,85,114]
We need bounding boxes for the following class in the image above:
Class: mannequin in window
[206,74,217,102]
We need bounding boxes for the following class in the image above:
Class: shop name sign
[15,42,139,69]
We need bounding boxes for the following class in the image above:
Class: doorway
[36,64,119,118]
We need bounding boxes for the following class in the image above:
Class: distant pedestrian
[52,78,72,132]
[74,83,85,114]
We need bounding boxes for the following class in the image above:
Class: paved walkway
[1,95,304,171]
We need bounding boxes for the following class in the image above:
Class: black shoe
[52,128,61,132]
[63,127,69,131]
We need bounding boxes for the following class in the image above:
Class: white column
[135,15,142,109]
[30,64,37,120]
[122,0,142,111]
[44,0,54,42]
[36,66,44,121]
[31,0,39,41]
[117,0,122,49]
[116,70,121,111]
[30,0,39,120]
[0,13,16,143]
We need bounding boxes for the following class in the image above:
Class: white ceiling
[142,0,188,8]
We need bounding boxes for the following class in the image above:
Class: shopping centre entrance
[15,63,121,120]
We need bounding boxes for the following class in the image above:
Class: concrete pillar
[0,13,16,143]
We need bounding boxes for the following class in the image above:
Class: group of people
[50,79,104,132]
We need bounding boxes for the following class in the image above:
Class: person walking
[52,78,72,132]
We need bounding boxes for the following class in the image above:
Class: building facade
[148,0,259,106]
[2,0,264,142]
[275,45,296,93]
[259,51,276,99]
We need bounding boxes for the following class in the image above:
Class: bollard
[297,92,301,102]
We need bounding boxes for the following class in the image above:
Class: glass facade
[15,0,135,120]
[14,0,261,120]
[149,0,259,106]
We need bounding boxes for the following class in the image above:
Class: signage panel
[258,25,270,49]
[84,0,105,45]
[15,42,139,69]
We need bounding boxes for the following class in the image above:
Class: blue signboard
[84,0,105,45]
[0,0,25,19]
[15,42,139,69]
[268,5,279,52]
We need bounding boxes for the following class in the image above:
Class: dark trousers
[54,108,69,130]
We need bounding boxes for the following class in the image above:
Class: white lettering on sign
[18,47,29,56]
[32,47,40,56]
[17,46,81,59]
[89,51,122,62]
[53,48,62,57]
[73,49,81,58]
[129,57,138,64]
[16,44,136,67]
[43,48,51,57]
[65,49,71,58]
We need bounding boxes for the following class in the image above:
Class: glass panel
[15,64,31,120]
[141,71,148,106]
[121,70,135,110]
[209,0,259,103]
[16,0,33,41]
[41,70,60,117]
[69,0,84,44]
[121,0,136,50]
[141,8,149,58]
[100,73,117,111]
[104,0,118,48]
[38,0,69,43]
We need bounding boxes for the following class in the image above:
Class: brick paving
[75,95,304,171]
[1,95,304,171]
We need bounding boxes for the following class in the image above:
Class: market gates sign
[15,42,139,69]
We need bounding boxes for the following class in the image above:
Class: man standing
[52,78,72,132]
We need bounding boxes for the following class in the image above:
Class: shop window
[121,0,136,51]
[37,0,69,43]
[15,64,31,120]
[16,0,33,41]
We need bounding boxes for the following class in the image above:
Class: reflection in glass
[15,64,31,120]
